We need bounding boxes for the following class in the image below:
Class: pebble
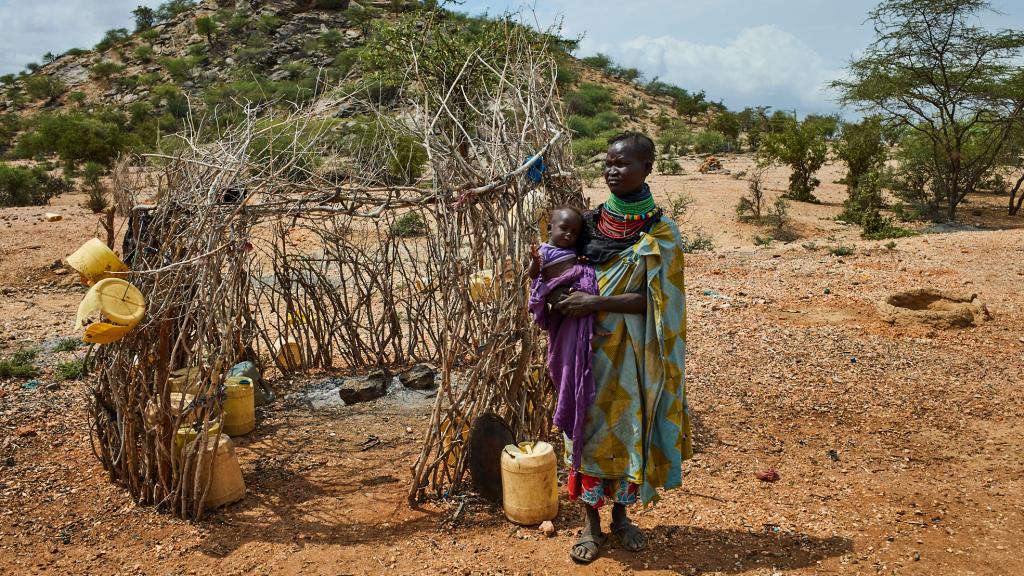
[539,520,555,537]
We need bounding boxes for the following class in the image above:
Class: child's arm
[527,244,541,279]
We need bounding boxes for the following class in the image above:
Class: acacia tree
[832,0,1024,222]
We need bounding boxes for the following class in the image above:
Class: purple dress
[528,244,599,470]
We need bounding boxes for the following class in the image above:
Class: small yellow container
[198,435,246,511]
[501,441,558,525]
[75,278,146,344]
[274,337,303,370]
[169,367,203,394]
[222,376,255,437]
[66,238,128,285]
[175,421,221,462]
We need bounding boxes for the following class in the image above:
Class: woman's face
[603,141,652,196]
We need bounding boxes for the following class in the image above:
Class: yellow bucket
[469,269,495,303]
[441,418,470,467]
[66,238,128,285]
[169,367,203,394]
[222,376,255,437]
[199,435,246,510]
[75,278,146,344]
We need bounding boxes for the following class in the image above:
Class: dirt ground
[2,156,1023,575]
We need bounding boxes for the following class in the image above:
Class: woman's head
[548,206,584,248]
[603,132,655,196]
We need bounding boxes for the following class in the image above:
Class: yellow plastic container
[75,278,146,344]
[175,421,221,462]
[274,337,303,370]
[501,441,558,525]
[145,392,195,428]
[198,435,246,511]
[169,367,203,394]
[66,238,128,285]
[441,418,470,467]
[469,269,495,303]
[222,376,255,437]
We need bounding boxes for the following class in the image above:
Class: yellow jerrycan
[222,376,256,436]
[199,434,246,510]
[66,238,128,285]
[501,441,558,525]
[75,278,146,344]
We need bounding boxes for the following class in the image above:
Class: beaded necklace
[597,185,660,239]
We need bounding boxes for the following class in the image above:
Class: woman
[554,132,692,564]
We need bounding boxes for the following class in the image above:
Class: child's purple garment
[538,242,576,270]
[528,261,598,471]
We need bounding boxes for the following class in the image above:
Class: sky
[2,0,1023,117]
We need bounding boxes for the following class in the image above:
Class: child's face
[604,141,652,196]
[549,209,582,248]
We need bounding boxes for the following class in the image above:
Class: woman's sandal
[569,533,607,564]
[611,519,648,552]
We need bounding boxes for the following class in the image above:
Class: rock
[337,369,389,404]
[398,363,437,390]
[539,520,555,537]
[15,426,37,438]
[877,288,990,329]
[755,468,780,482]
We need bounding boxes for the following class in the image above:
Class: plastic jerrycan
[501,441,558,525]
[222,376,256,436]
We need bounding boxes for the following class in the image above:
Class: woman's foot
[610,503,647,552]
[569,532,607,564]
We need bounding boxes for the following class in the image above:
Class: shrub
[161,57,196,81]
[828,243,854,256]
[139,29,159,41]
[0,349,38,379]
[134,45,156,63]
[390,211,428,237]
[14,111,137,171]
[658,126,693,155]
[735,167,766,221]
[839,168,886,225]
[156,0,196,21]
[133,6,156,32]
[89,61,125,85]
[0,164,66,206]
[195,16,217,44]
[0,113,20,154]
[757,117,828,202]
[709,110,741,144]
[151,84,190,119]
[53,337,83,352]
[694,130,728,154]
[657,157,683,175]
[766,196,792,239]
[567,111,619,138]
[56,359,88,380]
[665,190,695,222]
[859,210,916,240]
[24,75,65,100]
[572,137,608,163]
[753,234,773,246]
[82,162,110,213]
[566,83,613,117]
[65,48,89,57]
[95,28,131,52]
[256,14,282,34]
[835,116,887,194]
[680,231,714,252]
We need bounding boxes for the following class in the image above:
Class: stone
[43,213,62,222]
[398,363,437,391]
[337,369,389,404]
[877,288,990,329]
[539,521,556,537]
[15,426,37,438]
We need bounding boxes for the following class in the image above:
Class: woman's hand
[554,290,600,317]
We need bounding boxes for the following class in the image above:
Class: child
[527,206,599,472]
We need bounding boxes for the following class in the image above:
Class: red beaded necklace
[596,205,656,239]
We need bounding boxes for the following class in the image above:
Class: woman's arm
[554,290,645,317]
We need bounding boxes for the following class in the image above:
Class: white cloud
[583,25,843,115]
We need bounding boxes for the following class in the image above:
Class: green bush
[53,337,83,352]
[859,209,916,240]
[572,137,609,162]
[694,130,728,154]
[65,48,89,57]
[567,111,619,138]
[139,29,159,41]
[151,84,190,119]
[0,349,38,379]
[656,157,683,175]
[0,113,20,154]
[658,126,694,155]
[134,45,156,63]
[14,111,137,171]
[156,0,196,21]
[0,164,60,207]
[680,231,715,252]
[24,75,65,100]
[828,244,854,256]
[757,117,828,202]
[161,57,197,82]
[390,211,427,237]
[56,359,88,380]
[89,61,125,85]
[95,28,131,52]
[566,83,614,117]
[256,14,282,34]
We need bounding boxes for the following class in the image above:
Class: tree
[42,52,57,64]
[709,110,741,146]
[24,75,65,101]
[832,0,1024,222]
[835,115,888,193]
[195,16,217,46]
[803,113,841,139]
[758,116,828,202]
[133,6,156,32]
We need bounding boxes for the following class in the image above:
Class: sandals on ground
[569,533,607,564]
